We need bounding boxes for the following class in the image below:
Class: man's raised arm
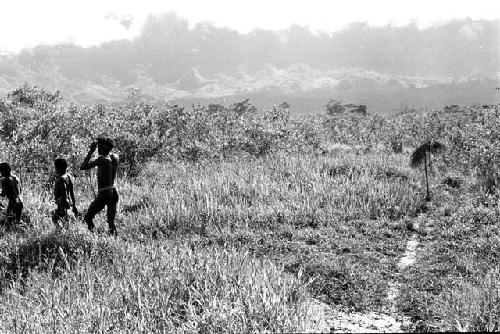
[80,142,98,170]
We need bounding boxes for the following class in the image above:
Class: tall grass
[399,178,500,331]
[0,147,422,332]
[0,232,307,333]
[2,86,499,332]
[438,266,500,332]
[119,151,421,237]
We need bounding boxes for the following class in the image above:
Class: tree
[410,140,445,201]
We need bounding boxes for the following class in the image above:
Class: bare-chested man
[0,162,23,226]
[80,137,119,236]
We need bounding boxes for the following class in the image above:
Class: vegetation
[410,140,445,201]
[0,84,499,332]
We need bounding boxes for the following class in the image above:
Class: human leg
[84,194,106,232]
[13,201,23,222]
[52,205,67,231]
[5,200,22,226]
[106,189,119,235]
[4,204,13,227]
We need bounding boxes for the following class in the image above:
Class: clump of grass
[372,166,409,181]
[0,243,308,333]
[121,195,152,213]
[1,231,119,284]
[442,176,463,189]
[321,163,359,178]
[437,266,500,332]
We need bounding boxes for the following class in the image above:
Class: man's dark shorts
[84,188,119,231]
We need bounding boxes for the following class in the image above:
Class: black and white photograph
[0,0,499,332]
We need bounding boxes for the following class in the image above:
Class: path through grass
[0,149,428,332]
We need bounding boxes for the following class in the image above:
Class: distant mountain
[0,15,498,113]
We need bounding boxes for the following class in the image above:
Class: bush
[1,86,328,172]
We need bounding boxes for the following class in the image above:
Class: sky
[0,0,499,53]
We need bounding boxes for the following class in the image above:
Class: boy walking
[52,156,78,230]
[80,138,119,236]
[0,162,23,226]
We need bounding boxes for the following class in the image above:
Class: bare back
[54,173,73,207]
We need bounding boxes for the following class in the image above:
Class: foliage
[0,85,325,176]
[410,140,445,168]
[1,84,500,332]
[2,85,496,183]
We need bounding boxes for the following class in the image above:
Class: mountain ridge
[0,16,498,113]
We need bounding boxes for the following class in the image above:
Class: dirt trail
[303,217,424,333]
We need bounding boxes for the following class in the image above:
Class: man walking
[80,138,119,236]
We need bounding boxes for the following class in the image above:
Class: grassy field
[1,87,499,332]
[1,144,500,332]
[0,147,426,332]
[399,174,500,332]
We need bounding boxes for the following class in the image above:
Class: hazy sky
[0,0,499,53]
